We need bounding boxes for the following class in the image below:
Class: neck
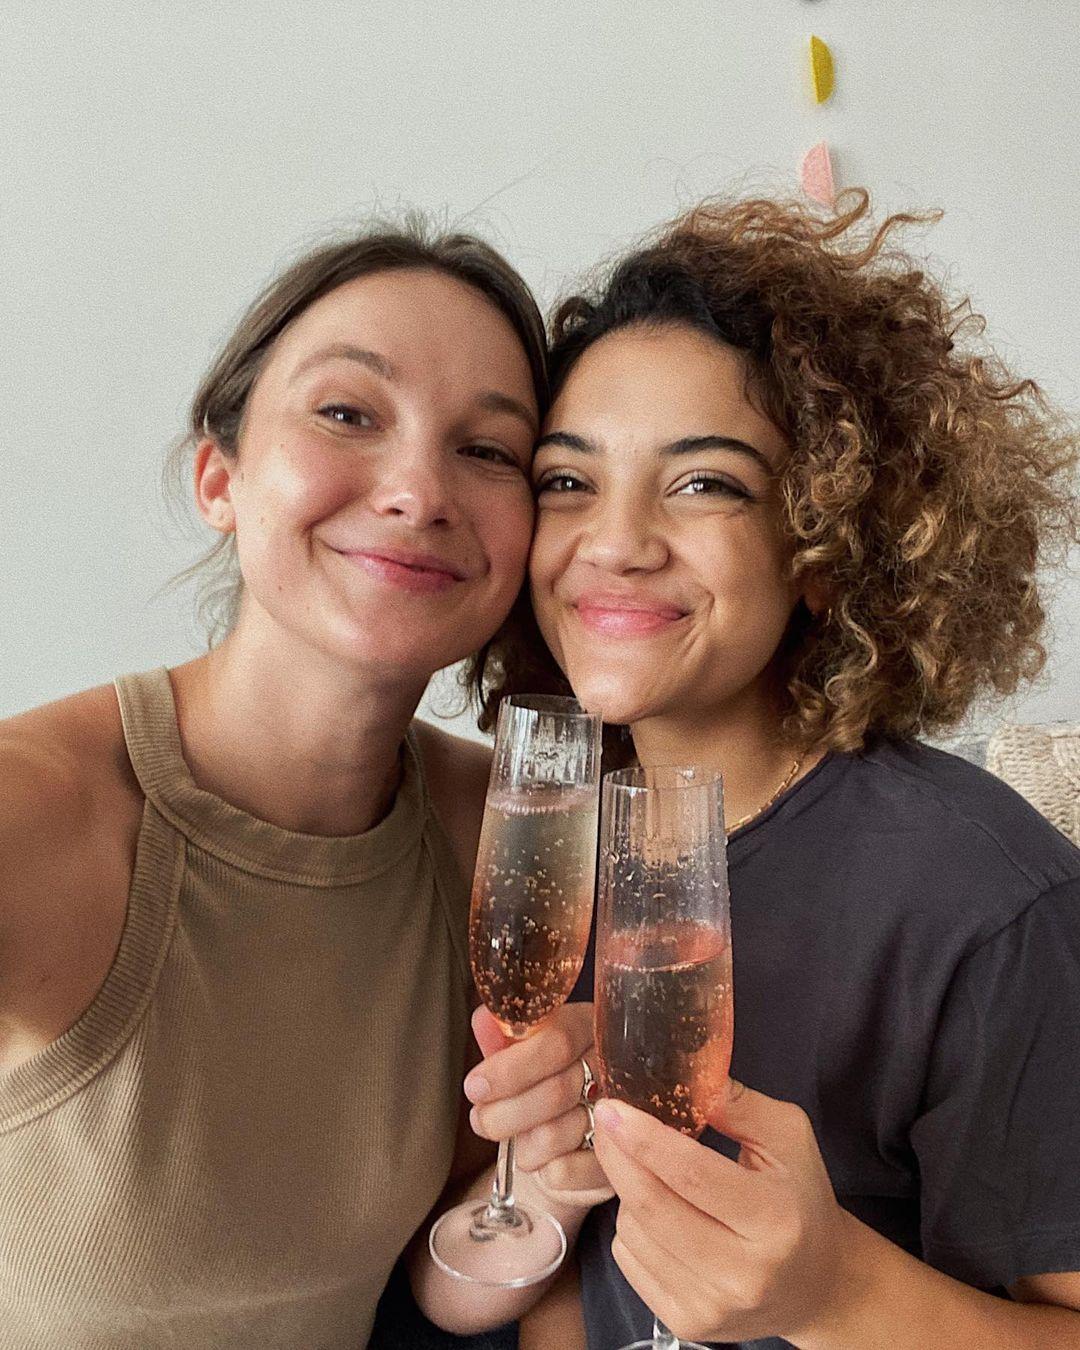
[169,605,429,836]
[630,686,821,832]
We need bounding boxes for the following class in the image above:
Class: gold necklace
[726,756,803,835]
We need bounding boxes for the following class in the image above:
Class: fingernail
[594,1100,623,1133]
[469,1106,486,1136]
[464,1073,491,1103]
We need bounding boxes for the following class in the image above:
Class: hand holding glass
[429,695,601,1287]
[596,765,733,1350]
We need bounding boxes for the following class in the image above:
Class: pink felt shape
[801,141,835,207]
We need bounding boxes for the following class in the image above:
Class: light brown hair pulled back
[170,217,548,640]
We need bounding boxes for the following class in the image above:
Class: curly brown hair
[466,189,1079,753]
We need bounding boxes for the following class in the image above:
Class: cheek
[526,520,572,651]
[476,488,533,594]
[236,442,353,538]
[527,577,563,670]
[527,510,576,585]
[230,450,351,603]
[271,448,354,525]
[700,532,797,641]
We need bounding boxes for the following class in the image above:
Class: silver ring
[579,1100,596,1151]
[579,1057,597,1105]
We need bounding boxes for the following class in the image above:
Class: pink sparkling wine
[469,785,598,1037]
[598,921,733,1136]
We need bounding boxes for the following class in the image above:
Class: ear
[193,438,237,534]
[800,572,834,620]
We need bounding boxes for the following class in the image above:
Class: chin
[312,617,460,682]
[562,667,664,728]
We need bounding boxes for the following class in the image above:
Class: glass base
[619,1341,711,1350]
[429,1198,567,1288]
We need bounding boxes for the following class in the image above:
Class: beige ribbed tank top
[0,668,473,1349]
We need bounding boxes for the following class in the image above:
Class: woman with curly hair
[460,191,1080,1349]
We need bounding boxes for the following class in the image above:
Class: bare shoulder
[0,685,141,1068]
[412,719,492,880]
[0,683,136,836]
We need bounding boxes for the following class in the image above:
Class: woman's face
[199,267,537,679]
[529,323,804,728]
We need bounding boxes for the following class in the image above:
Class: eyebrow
[475,391,538,435]
[292,342,398,381]
[533,430,776,475]
[291,343,536,434]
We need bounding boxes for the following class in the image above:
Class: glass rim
[603,763,724,794]
[501,693,599,720]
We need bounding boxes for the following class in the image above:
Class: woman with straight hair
[0,221,599,1348]
[464,190,1080,1349]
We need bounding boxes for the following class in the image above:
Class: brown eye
[318,404,375,428]
[461,444,521,468]
[674,474,752,500]
[535,472,587,495]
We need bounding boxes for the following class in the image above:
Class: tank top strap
[113,666,192,807]
[0,737,183,1131]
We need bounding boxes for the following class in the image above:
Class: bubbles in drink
[469,785,598,1038]
[597,920,733,1136]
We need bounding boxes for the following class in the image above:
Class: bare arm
[0,688,137,1073]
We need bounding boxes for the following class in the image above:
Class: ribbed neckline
[114,668,428,887]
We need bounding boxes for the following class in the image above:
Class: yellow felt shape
[810,35,835,103]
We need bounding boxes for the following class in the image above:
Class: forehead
[547,324,787,463]
[268,266,534,396]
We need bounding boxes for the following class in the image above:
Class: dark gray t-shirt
[574,740,1080,1350]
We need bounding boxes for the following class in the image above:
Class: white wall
[3,1,1078,739]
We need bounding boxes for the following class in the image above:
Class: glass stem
[485,1136,521,1227]
[653,1317,679,1349]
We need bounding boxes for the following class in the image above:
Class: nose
[366,434,458,530]
[575,490,669,574]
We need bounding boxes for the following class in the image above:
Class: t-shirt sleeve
[910,877,1080,1290]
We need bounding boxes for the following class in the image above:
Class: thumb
[706,1078,807,1165]
[472,1004,513,1059]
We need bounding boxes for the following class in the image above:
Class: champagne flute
[429,694,601,1287]
[596,765,733,1350]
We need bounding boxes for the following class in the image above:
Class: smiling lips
[573,594,688,637]
[335,547,467,595]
